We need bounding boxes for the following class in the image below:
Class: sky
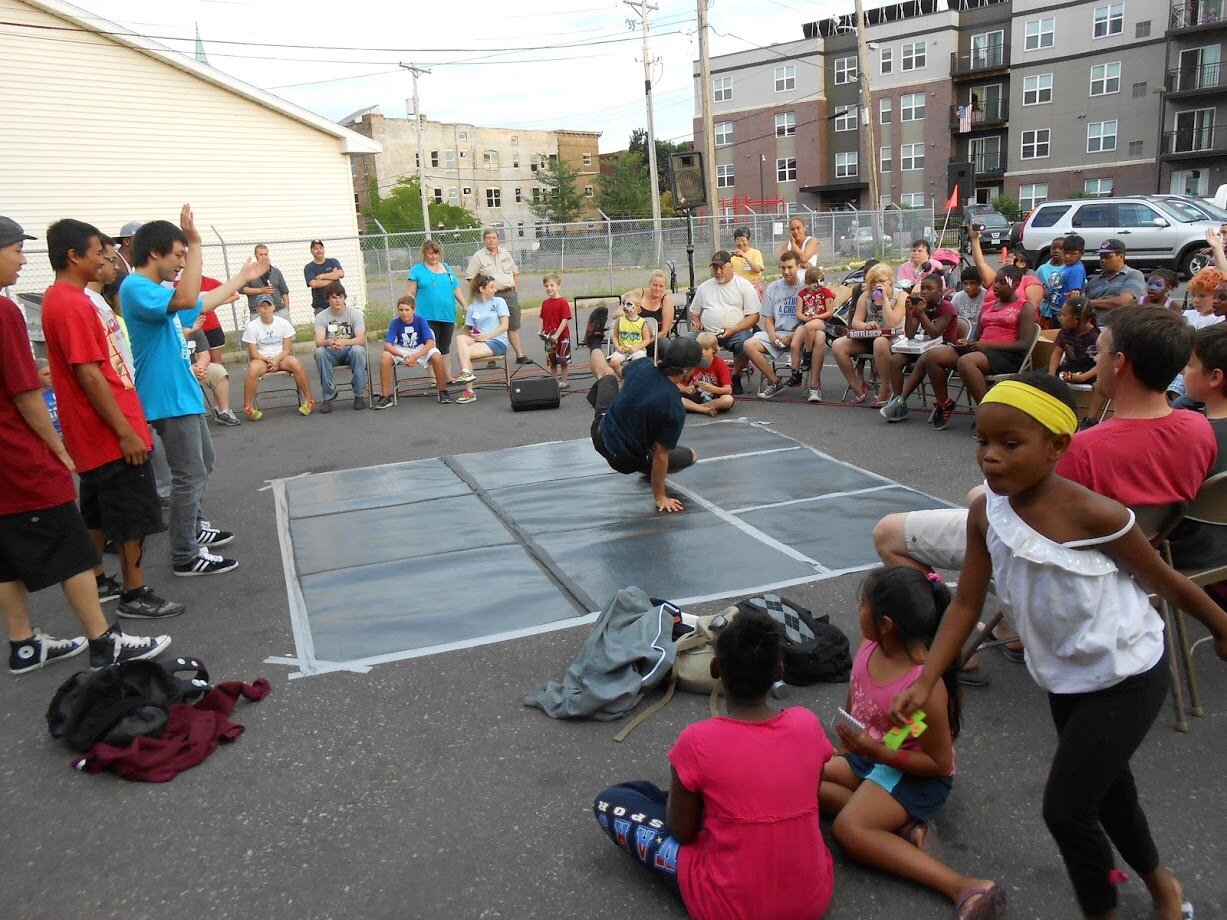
[72,0,852,153]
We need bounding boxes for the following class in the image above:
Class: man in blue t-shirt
[121,206,261,578]
[304,240,344,314]
[587,337,701,513]
[375,296,450,409]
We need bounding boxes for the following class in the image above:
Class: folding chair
[470,351,511,391]
[252,369,309,414]
[325,347,375,402]
[390,359,442,405]
[949,324,1043,410]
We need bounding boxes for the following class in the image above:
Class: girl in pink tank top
[819,567,1005,919]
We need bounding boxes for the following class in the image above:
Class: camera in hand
[971,223,986,232]
[907,294,924,304]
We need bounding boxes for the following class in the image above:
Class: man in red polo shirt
[0,216,170,673]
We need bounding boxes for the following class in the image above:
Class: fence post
[208,224,243,338]
[368,217,395,311]
[598,210,614,292]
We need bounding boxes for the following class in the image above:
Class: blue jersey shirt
[386,314,435,350]
[120,273,205,421]
[600,357,685,466]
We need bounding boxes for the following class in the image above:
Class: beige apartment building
[344,109,601,235]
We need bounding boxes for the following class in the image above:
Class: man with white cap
[115,220,142,280]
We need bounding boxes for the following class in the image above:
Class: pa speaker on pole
[669,151,708,210]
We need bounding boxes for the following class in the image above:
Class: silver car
[1017,196,1219,277]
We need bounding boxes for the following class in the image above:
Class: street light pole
[852,0,882,248]
[400,62,433,240]
[697,0,720,246]
[626,0,663,262]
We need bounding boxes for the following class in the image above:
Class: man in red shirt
[42,218,186,622]
[0,216,170,673]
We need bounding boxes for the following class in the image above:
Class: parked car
[836,225,894,257]
[958,205,1012,255]
[1017,196,1221,277]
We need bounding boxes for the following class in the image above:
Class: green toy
[884,710,927,751]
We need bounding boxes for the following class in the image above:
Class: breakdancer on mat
[586,316,701,513]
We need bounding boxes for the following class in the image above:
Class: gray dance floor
[268,419,952,676]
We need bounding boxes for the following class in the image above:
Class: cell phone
[834,707,866,735]
[972,222,986,232]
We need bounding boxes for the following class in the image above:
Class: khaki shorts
[903,508,967,572]
[198,363,227,387]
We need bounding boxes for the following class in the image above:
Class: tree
[529,156,584,224]
[363,177,479,233]
[629,129,693,194]
[595,151,653,219]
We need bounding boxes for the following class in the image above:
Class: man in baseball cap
[685,249,760,394]
[587,335,700,513]
[1084,237,1146,327]
[115,221,142,279]
[0,216,35,248]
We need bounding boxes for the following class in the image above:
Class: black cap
[0,216,35,248]
[1098,238,1127,255]
[710,250,732,266]
[659,337,702,371]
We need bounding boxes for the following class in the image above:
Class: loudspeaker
[947,161,974,202]
[669,151,708,210]
[509,376,561,412]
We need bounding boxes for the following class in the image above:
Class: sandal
[899,818,929,851]
[849,388,871,406]
[871,398,889,409]
[955,883,1006,919]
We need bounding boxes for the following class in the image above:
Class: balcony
[1165,62,1227,96]
[950,43,1009,79]
[1169,0,1227,32]
[1161,123,1227,158]
[970,153,1007,175]
[950,100,1010,132]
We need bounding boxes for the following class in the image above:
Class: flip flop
[955,883,1006,920]
[899,819,929,851]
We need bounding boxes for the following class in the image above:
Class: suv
[958,205,1011,255]
[1017,196,1219,277]
[836,224,894,257]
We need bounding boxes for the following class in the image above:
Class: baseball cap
[254,293,275,306]
[309,239,324,248]
[710,250,732,266]
[1098,238,1127,255]
[118,220,143,239]
[0,216,35,248]
[659,337,702,371]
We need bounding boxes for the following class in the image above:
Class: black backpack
[735,594,852,685]
[46,657,209,752]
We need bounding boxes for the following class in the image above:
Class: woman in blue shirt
[406,240,466,357]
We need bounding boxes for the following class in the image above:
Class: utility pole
[626,0,663,262]
[853,0,882,249]
[697,0,720,247]
[400,62,432,239]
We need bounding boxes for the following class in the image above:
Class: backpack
[46,657,210,753]
[735,594,852,685]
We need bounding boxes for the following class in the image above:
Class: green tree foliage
[529,156,584,223]
[363,177,479,233]
[595,151,653,219]
[629,129,693,194]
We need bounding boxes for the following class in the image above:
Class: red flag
[945,186,959,211]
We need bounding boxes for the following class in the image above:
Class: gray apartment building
[694,0,1205,213]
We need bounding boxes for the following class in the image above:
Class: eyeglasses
[102,257,119,264]
[1087,345,1113,359]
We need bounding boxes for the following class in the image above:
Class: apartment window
[715,121,733,146]
[775,112,796,137]
[1023,73,1054,105]
[716,163,735,188]
[432,188,443,204]
[834,105,858,132]
[900,192,924,207]
[901,92,925,121]
[1128,139,1144,156]
[1019,183,1048,211]
[1025,18,1055,51]
[901,41,926,71]
[462,186,472,196]
[582,153,593,166]
[1087,120,1117,152]
[458,131,468,140]
[444,150,456,169]
[447,187,459,205]
[531,188,540,204]
[777,157,797,182]
[835,151,858,178]
[713,76,732,102]
[584,185,594,198]
[1084,177,1114,197]
[1136,20,1151,37]
[483,150,499,168]
[514,187,522,203]
[774,64,796,92]
[880,146,893,173]
[880,98,893,124]
[486,188,500,207]
[1090,62,1121,96]
[514,151,522,168]
[510,136,519,145]
[1131,81,1148,98]
[516,222,525,237]
[1021,128,1051,159]
[901,143,925,170]
[459,150,468,159]
[880,46,893,74]
[834,56,857,85]
[530,153,539,172]
[429,150,440,168]
[1093,3,1123,38]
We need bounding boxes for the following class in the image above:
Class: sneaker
[215,409,241,427]
[245,405,263,421]
[799,351,813,372]
[787,371,803,388]
[584,306,609,349]
[9,629,87,674]
[88,625,171,670]
[298,399,313,416]
[759,379,788,400]
[732,377,744,396]
[970,423,980,440]
[117,586,187,619]
[515,355,532,365]
[485,360,499,369]
[172,549,239,577]
[807,388,823,403]
[353,396,368,410]
[96,573,122,603]
[881,395,910,423]
[372,394,395,410]
[438,388,452,404]
[930,399,955,431]
[452,371,476,385]
[319,397,335,414]
[455,390,477,405]
[559,380,571,390]
[195,524,234,547]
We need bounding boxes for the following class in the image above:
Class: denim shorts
[487,339,508,357]
[843,752,953,822]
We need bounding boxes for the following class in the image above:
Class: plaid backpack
[735,594,851,685]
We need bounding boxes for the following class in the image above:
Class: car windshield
[969,211,1010,228]
[1158,198,1223,223]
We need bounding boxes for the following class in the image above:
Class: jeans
[689,327,754,356]
[149,428,172,501]
[315,345,369,400]
[593,781,682,888]
[151,414,214,565]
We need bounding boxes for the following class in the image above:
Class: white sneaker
[807,388,823,403]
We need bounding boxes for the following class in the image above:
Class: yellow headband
[980,380,1078,436]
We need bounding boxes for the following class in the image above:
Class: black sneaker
[787,371,803,388]
[9,629,87,674]
[930,399,955,431]
[515,355,531,365]
[172,549,239,577]
[437,388,452,404]
[732,376,744,396]
[88,625,171,669]
[799,351,813,372]
[584,306,609,350]
[353,396,368,410]
[319,397,335,415]
[117,586,186,619]
[372,394,395,410]
[195,524,234,547]
[96,573,122,603]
